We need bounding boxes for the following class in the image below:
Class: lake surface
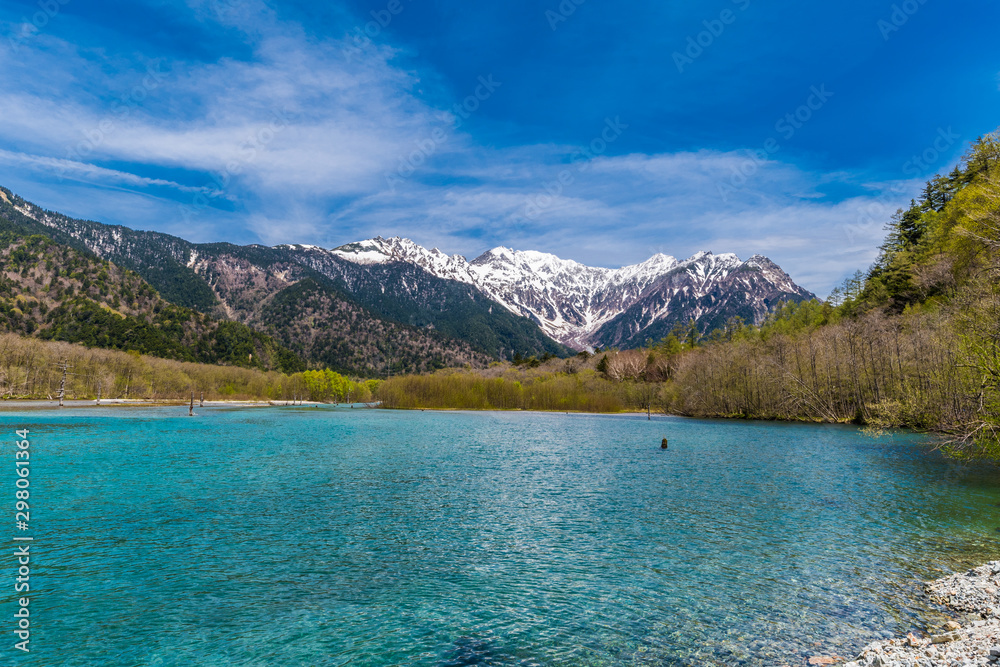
[4,406,1000,666]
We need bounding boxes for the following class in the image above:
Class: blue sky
[0,0,998,295]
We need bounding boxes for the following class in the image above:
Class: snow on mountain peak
[745,254,775,268]
[327,236,475,283]
[614,253,679,282]
[320,238,390,264]
[310,237,812,349]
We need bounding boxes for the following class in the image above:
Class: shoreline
[0,399,933,432]
[0,401,931,434]
[0,400,667,416]
[0,398,328,409]
[836,561,1000,666]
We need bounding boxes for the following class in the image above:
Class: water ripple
[3,407,999,666]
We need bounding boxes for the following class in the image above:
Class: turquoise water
[4,407,1000,666]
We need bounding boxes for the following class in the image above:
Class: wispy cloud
[0,0,975,298]
[0,149,215,194]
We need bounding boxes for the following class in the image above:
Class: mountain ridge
[1,185,815,358]
[314,236,816,349]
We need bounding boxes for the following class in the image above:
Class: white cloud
[0,0,922,299]
[0,149,215,194]
[0,5,452,196]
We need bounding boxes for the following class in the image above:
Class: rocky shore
[839,562,1000,667]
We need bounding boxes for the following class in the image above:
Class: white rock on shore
[842,561,1000,667]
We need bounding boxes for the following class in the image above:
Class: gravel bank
[841,562,1000,667]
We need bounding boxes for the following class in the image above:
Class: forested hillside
[0,228,303,373]
[0,189,218,311]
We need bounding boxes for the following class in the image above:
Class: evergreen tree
[596,354,610,376]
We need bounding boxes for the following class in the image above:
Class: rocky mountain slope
[278,243,568,360]
[0,225,303,372]
[322,237,816,349]
[1,185,815,359]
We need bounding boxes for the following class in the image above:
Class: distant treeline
[377,360,656,413]
[664,302,966,427]
[0,334,379,403]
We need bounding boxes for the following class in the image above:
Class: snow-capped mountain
[4,177,813,356]
[289,237,815,349]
